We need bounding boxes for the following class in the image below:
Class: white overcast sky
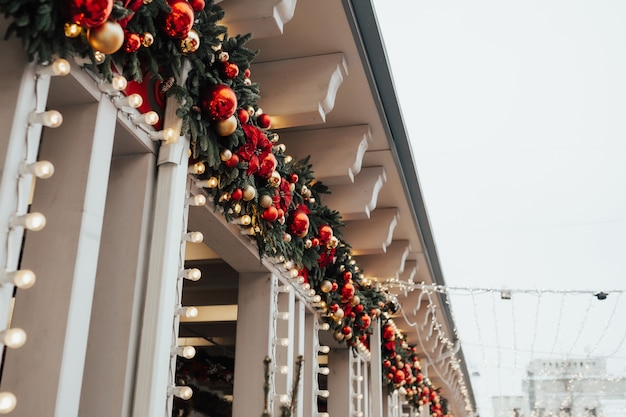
[373,1,626,416]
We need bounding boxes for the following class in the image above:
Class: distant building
[493,358,626,417]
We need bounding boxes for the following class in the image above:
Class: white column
[370,318,384,417]
[232,272,274,416]
[1,99,117,417]
[79,153,156,417]
[274,285,295,414]
[327,348,353,417]
[293,299,306,417]
[302,312,320,417]
[132,138,190,417]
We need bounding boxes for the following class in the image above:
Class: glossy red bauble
[162,0,194,39]
[257,113,272,129]
[124,32,142,53]
[341,326,352,335]
[393,370,405,384]
[244,68,251,78]
[224,153,239,168]
[70,0,113,28]
[331,282,338,291]
[318,225,333,243]
[310,237,320,247]
[341,282,355,300]
[188,0,205,11]
[202,85,238,121]
[230,188,243,200]
[289,173,298,183]
[289,210,310,238]
[262,206,279,222]
[343,271,352,282]
[237,108,250,124]
[223,62,240,79]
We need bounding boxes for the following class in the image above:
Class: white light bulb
[183,231,203,243]
[111,75,128,91]
[114,94,143,109]
[186,194,206,207]
[289,269,299,278]
[312,295,321,303]
[28,110,63,128]
[0,392,17,414]
[274,311,289,321]
[20,160,55,179]
[274,365,289,375]
[132,111,159,126]
[180,268,202,281]
[1,328,26,349]
[2,269,36,289]
[316,390,330,398]
[177,306,198,319]
[37,58,71,77]
[150,127,177,142]
[172,345,196,359]
[274,338,289,347]
[11,212,46,231]
[277,394,290,405]
[317,366,330,375]
[319,322,330,331]
[318,345,330,354]
[168,385,193,400]
[188,162,206,175]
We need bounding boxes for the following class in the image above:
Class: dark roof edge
[342,0,477,412]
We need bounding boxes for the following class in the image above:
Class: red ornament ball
[289,173,298,183]
[230,188,243,200]
[341,326,352,335]
[224,153,239,168]
[262,206,279,222]
[162,0,194,39]
[289,210,310,238]
[237,108,250,124]
[223,62,240,79]
[202,85,238,121]
[393,370,405,384]
[318,225,333,243]
[257,113,272,129]
[124,32,142,53]
[188,0,205,11]
[70,0,113,28]
[341,283,355,300]
[244,68,251,78]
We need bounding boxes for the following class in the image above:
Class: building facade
[0,1,476,416]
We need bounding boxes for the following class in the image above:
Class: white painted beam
[322,167,386,221]
[280,125,371,185]
[79,153,156,417]
[252,53,348,128]
[2,99,117,417]
[218,0,297,39]
[343,208,399,255]
[327,349,353,417]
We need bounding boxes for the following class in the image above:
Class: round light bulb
[240,215,251,226]
[317,367,330,375]
[144,111,159,125]
[318,345,330,354]
[192,194,206,206]
[4,269,36,289]
[111,75,128,91]
[181,346,196,359]
[0,392,17,414]
[316,390,330,398]
[52,59,70,76]
[207,177,218,188]
[21,160,55,179]
[275,338,289,347]
[1,328,26,349]
[277,394,290,405]
[181,307,198,319]
[320,323,330,331]
[275,312,289,320]
[184,231,203,243]
[170,385,193,400]
[276,365,289,375]
[189,162,205,175]
[128,93,143,108]
[183,268,201,281]
[12,212,46,231]
[163,128,177,142]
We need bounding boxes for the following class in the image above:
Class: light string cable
[469,289,488,368]
[566,294,595,357]
[588,292,623,358]
[529,290,542,360]
[398,287,473,414]
[510,292,518,372]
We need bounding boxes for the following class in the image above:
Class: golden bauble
[180,29,200,54]
[259,194,273,208]
[214,115,238,136]
[242,185,256,201]
[87,21,124,55]
[64,23,82,38]
[320,280,333,293]
[142,32,154,47]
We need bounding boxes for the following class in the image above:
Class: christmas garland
[0,1,452,415]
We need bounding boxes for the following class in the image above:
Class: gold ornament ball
[142,32,154,47]
[320,280,333,293]
[64,23,82,38]
[242,185,256,201]
[214,115,238,136]
[87,21,124,55]
[180,29,200,54]
[220,149,232,162]
[259,194,273,208]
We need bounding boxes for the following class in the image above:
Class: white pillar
[132,137,190,417]
[232,272,275,416]
[327,348,353,417]
[1,99,117,417]
[370,318,384,417]
[79,153,156,417]
[302,312,320,417]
